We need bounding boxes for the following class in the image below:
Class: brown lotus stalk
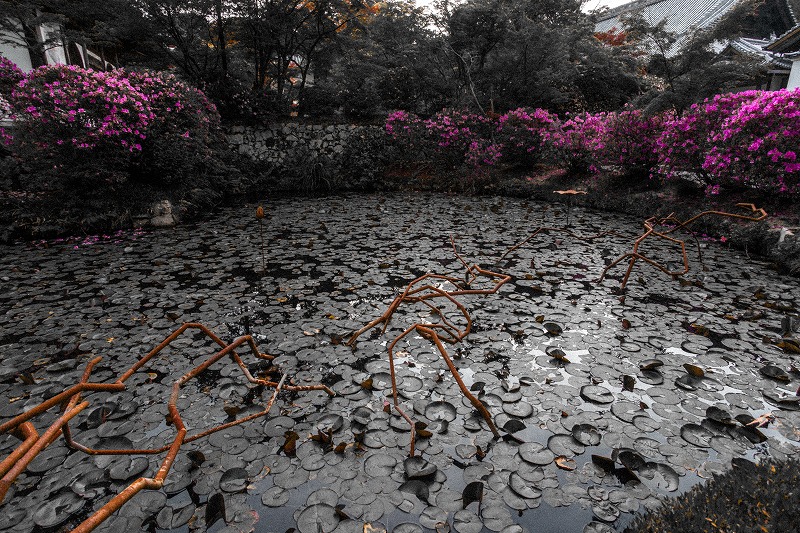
[597,203,767,290]
[348,238,508,455]
[554,189,587,227]
[0,323,332,533]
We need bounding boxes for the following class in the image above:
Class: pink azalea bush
[658,89,800,193]
[122,70,220,141]
[385,108,559,169]
[11,65,153,168]
[423,110,495,166]
[495,108,560,166]
[600,109,666,175]
[387,90,799,195]
[7,65,224,191]
[657,91,762,182]
[554,112,608,174]
[0,57,24,97]
[119,70,223,185]
[701,89,800,192]
[1,64,230,236]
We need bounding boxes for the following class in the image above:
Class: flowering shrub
[659,89,800,193]
[120,70,223,185]
[386,108,559,169]
[386,91,800,195]
[554,112,608,174]
[702,89,800,192]
[495,108,560,166]
[12,65,152,164]
[4,65,232,235]
[424,110,495,166]
[123,70,220,140]
[658,91,761,181]
[385,110,422,147]
[600,109,666,175]
[386,109,493,167]
[0,57,23,98]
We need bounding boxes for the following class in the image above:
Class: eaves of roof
[765,24,800,52]
[729,37,794,67]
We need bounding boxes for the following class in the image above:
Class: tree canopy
[0,0,772,119]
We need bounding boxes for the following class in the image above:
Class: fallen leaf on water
[684,363,705,378]
[364,523,386,533]
[622,375,636,392]
[17,372,35,385]
[415,421,432,438]
[334,442,348,454]
[777,340,800,354]
[223,405,240,417]
[282,431,299,456]
[555,456,576,471]
[310,429,333,445]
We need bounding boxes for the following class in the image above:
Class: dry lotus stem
[597,203,767,290]
[0,323,333,533]
[348,237,509,455]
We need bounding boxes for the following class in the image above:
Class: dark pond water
[0,194,798,533]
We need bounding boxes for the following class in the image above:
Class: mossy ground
[624,459,800,533]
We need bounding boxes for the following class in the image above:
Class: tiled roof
[766,24,800,52]
[594,0,742,37]
[730,37,793,67]
[789,0,800,23]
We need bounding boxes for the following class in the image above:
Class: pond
[0,193,798,533]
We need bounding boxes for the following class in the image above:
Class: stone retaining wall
[226,123,385,164]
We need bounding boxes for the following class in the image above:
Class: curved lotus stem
[348,238,508,456]
[597,203,767,290]
[0,323,330,533]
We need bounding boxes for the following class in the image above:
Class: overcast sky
[414,0,633,15]
[583,0,631,11]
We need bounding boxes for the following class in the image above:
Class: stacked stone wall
[226,123,385,164]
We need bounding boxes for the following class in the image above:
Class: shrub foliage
[2,65,237,236]
[386,88,800,195]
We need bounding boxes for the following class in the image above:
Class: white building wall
[37,23,66,66]
[788,59,800,89]
[0,29,32,72]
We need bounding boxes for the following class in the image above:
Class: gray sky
[413,0,632,15]
[584,0,631,11]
